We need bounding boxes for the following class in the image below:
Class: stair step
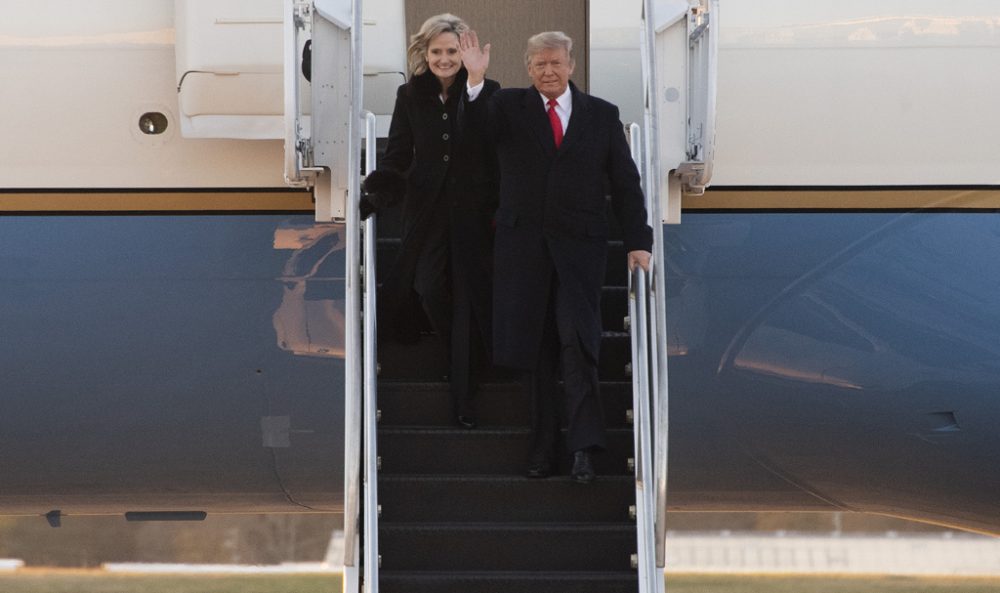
[377,381,635,428]
[378,428,634,475]
[374,201,640,589]
[379,570,638,593]
[377,239,628,288]
[378,333,631,382]
[378,523,636,571]
[379,475,635,523]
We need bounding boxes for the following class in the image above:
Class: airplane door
[404,0,589,91]
[641,0,718,224]
[284,0,363,221]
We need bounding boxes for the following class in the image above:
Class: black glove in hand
[362,170,406,207]
[360,194,378,219]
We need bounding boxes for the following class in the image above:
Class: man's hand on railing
[628,250,652,272]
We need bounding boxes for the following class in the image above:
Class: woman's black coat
[375,68,500,344]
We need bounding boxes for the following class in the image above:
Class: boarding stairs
[370,188,642,591]
[282,1,717,591]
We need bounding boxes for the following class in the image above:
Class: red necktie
[547,98,563,148]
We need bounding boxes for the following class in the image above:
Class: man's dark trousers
[523,273,607,456]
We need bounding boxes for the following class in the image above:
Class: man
[461,31,652,483]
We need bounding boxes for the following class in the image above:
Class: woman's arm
[362,85,413,213]
[378,85,415,175]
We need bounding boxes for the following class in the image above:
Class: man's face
[527,47,574,100]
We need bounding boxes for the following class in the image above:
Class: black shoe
[456,395,477,429]
[571,450,595,484]
[526,450,555,478]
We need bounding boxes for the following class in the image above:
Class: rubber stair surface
[374,200,639,592]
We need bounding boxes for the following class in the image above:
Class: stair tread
[381,522,634,530]
[379,237,626,247]
[379,570,639,593]
[380,570,638,578]
[380,427,634,434]
[378,380,633,389]
[379,474,632,482]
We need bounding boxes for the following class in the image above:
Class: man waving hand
[462,30,653,483]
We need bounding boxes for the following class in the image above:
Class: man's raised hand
[460,31,490,86]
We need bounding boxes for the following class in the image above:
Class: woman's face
[425,32,461,84]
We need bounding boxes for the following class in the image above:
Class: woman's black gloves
[302,40,312,82]
[360,170,406,219]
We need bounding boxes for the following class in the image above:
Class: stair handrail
[361,111,380,592]
[343,111,379,591]
[629,265,661,593]
[627,123,666,593]
[343,121,363,584]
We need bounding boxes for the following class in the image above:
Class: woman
[363,13,500,428]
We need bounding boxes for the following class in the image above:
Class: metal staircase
[371,196,641,593]
[281,1,719,590]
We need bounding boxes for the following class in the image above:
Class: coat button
[442,113,448,120]
[442,133,450,140]
[443,155,450,162]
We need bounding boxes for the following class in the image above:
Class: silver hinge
[293,1,312,29]
[676,161,707,195]
[689,12,710,47]
[297,136,314,170]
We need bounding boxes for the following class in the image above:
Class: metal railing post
[342,116,363,571]
[629,267,661,593]
[361,111,380,593]
[626,122,666,593]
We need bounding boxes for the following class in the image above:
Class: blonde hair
[407,13,469,77]
[525,31,574,67]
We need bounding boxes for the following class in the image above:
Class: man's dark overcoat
[468,81,653,369]
[377,68,500,341]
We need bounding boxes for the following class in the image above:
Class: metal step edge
[380,522,636,531]
[378,474,633,483]
[378,380,633,390]
[379,570,638,580]
[379,427,635,436]
[378,238,627,247]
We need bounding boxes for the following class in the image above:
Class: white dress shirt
[543,86,572,133]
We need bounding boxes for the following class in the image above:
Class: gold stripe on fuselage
[687,188,1000,210]
[0,191,314,212]
[3,188,998,213]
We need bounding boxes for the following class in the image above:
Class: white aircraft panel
[0,44,285,188]
[711,0,1000,186]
